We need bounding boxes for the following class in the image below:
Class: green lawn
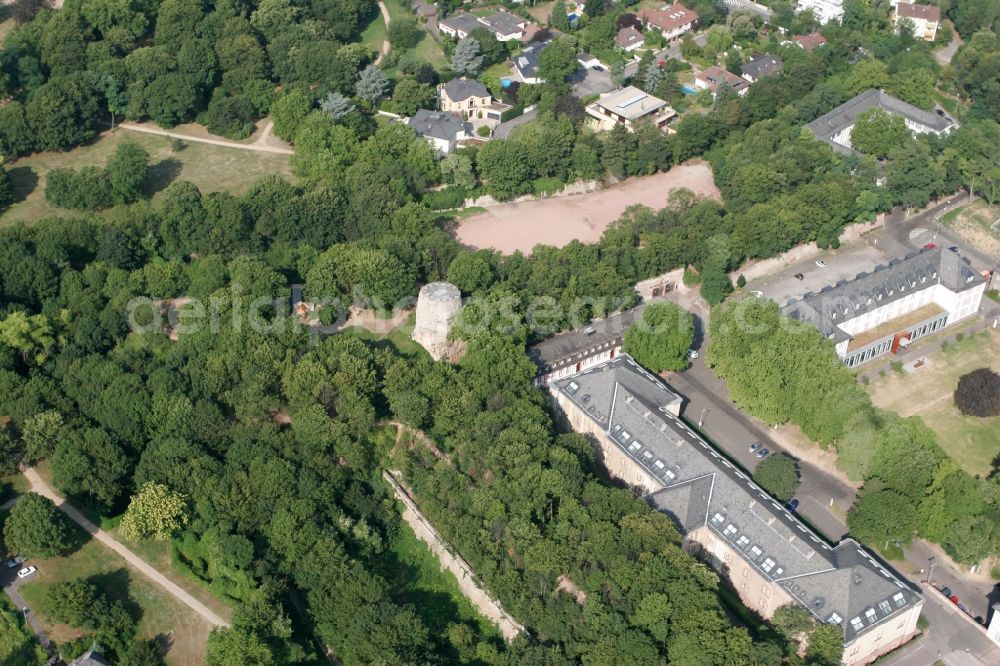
[0,595,47,666]
[344,316,429,359]
[1,129,294,227]
[18,538,213,665]
[867,329,1000,477]
[360,8,387,55]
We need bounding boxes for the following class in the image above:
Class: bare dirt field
[453,162,720,254]
[943,200,1000,260]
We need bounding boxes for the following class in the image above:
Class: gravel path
[23,468,230,628]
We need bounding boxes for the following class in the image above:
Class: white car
[16,566,36,579]
[5,556,25,569]
[815,260,827,268]
[750,290,764,297]
[686,348,699,360]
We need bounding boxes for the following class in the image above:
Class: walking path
[374,0,391,64]
[117,121,293,155]
[23,468,230,628]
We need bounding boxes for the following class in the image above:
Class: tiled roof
[782,248,985,341]
[897,2,940,21]
[616,26,644,48]
[638,2,699,32]
[554,356,922,644]
[741,54,783,79]
[443,77,489,102]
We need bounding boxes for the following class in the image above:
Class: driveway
[748,242,891,309]
[1,563,54,655]
[570,67,615,98]
[493,108,538,140]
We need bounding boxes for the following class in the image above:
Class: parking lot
[570,66,615,98]
[748,243,890,308]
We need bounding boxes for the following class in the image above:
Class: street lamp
[927,556,938,586]
[698,408,709,428]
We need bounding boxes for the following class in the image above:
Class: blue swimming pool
[501,78,513,89]
[681,85,697,95]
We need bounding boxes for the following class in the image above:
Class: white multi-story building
[783,248,987,368]
[796,0,844,23]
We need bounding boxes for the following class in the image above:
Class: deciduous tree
[2,493,74,558]
[622,302,694,372]
[119,482,189,541]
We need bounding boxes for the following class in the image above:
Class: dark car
[936,108,946,116]
[941,587,952,598]
[788,499,799,512]
[948,246,959,252]
[592,65,605,71]
[794,273,805,280]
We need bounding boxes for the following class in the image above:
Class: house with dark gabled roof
[806,88,957,155]
[438,11,485,40]
[550,354,924,666]
[407,110,472,155]
[740,54,783,83]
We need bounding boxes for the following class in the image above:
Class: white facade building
[784,248,987,368]
[796,0,844,23]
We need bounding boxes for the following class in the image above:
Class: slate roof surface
[782,248,984,342]
[440,11,485,35]
[408,110,470,141]
[482,11,525,35]
[741,54,784,79]
[443,77,489,101]
[554,356,922,643]
[806,89,956,153]
[528,303,648,368]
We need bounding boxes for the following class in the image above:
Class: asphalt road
[664,344,855,542]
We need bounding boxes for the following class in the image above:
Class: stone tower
[412,282,462,361]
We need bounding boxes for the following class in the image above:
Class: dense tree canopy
[622,302,694,372]
[2,493,74,558]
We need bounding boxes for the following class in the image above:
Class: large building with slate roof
[551,355,923,665]
[807,88,958,155]
[783,248,986,367]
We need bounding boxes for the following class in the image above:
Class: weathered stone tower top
[412,282,462,361]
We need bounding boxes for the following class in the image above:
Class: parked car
[940,586,952,598]
[923,242,937,249]
[794,273,805,280]
[755,448,770,459]
[976,616,985,625]
[16,566,36,579]
[750,290,764,297]
[948,246,959,252]
[592,65,605,71]
[686,348,699,360]
[5,556,25,569]
[815,260,827,268]
[788,499,799,511]
[749,441,761,453]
